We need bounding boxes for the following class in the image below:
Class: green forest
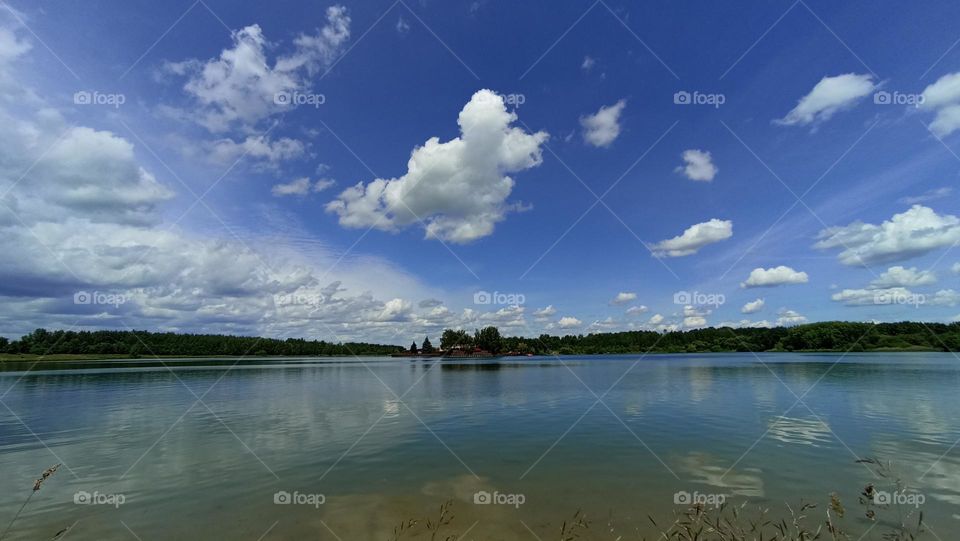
[0,328,402,357]
[2,321,960,358]
[434,321,960,355]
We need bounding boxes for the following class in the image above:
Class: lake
[1,353,958,539]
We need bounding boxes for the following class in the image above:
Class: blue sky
[2,0,960,342]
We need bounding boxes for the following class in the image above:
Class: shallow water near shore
[1,353,958,539]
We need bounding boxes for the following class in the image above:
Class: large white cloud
[580,99,625,147]
[814,205,960,266]
[652,219,732,257]
[741,266,809,288]
[869,266,937,288]
[920,72,960,136]
[610,291,637,305]
[675,149,717,182]
[557,316,582,329]
[27,126,174,225]
[776,73,875,127]
[326,89,549,243]
[165,6,350,133]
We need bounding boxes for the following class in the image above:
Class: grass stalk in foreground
[0,464,60,541]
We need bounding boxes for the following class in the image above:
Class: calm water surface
[1,353,958,539]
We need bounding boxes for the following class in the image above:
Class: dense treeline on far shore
[2,321,960,359]
[436,321,960,355]
[0,328,402,357]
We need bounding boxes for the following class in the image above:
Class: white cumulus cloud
[165,7,350,133]
[580,99,625,147]
[675,149,717,182]
[776,73,875,127]
[741,298,765,314]
[776,309,807,326]
[326,89,548,243]
[610,291,637,305]
[557,316,582,329]
[920,72,960,136]
[869,266,937,288]
[814,205,960,266]
[653,219,732,257]
[741,266,809,288]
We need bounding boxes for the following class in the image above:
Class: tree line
[2,321,959,358]
[0,328,402,357]
[437,321,960,355]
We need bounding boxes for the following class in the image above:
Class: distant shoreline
[0,347,946,363]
